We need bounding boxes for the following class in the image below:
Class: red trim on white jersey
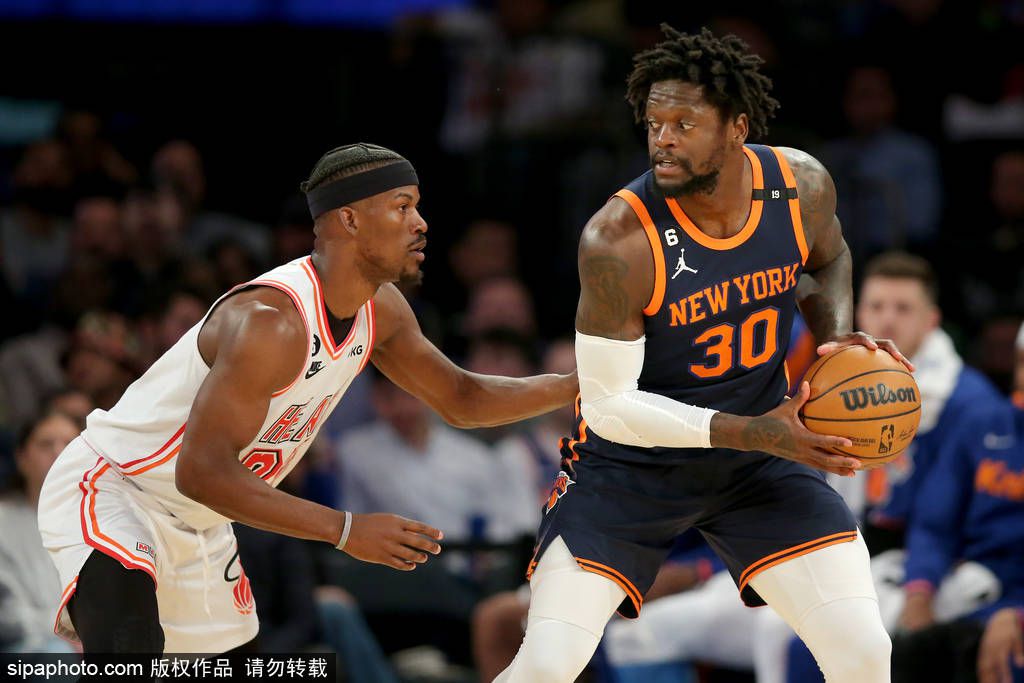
[78,457,158,584]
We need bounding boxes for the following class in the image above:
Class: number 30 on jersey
[689,307,779,378]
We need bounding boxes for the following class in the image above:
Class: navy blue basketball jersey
[566,144,810,466]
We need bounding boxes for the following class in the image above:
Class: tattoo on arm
[576,254,630,336]
[741,415,795,453]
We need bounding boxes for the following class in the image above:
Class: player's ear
[337,206,359,236]
[731,113,749,146]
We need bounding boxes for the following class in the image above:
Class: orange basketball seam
[804,368,916,405]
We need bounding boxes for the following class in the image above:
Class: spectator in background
[62,310,141,411]
[41,388,93,430]
[136,287,207,367]
[461,276,537,340]
[821,66,942,264]
[890,390,1024,683]
[151,140,270,266]
[962,151,1024,332]
[336,370,511,545]
[55,110,137,197]
[0,140,73,330]
[0,412,79,652]
[449,219,519,292]
[273,195,315,264]
[70,196,123,263]
[463,328,541,446]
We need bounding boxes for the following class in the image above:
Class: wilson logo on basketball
[839,383,918,411]
[232,567,255,616]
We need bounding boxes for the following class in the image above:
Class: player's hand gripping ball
[800,346,921,464]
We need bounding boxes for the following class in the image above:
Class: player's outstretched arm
[780,146,913,371]
[176,288,442,571]
[369,283,577,428]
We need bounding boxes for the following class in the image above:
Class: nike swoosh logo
[305,362,324,379]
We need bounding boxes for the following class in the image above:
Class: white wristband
[335,511,353,551]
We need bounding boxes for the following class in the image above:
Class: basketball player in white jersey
[37,143,578,655]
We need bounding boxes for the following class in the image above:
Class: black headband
[305,161,419,219]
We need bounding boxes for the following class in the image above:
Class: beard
[651,143,727,198]
[653,169,721,198]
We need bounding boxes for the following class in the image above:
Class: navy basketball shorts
[528,451,857,618]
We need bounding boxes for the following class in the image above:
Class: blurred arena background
[0,1,1022,681]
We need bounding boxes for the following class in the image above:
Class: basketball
[800,346,921,463]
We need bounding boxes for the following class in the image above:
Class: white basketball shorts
[37,436,259,653]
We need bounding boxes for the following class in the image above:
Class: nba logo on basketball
[878,424,895,455]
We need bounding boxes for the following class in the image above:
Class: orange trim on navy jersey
[665,146,764,251]
[301,257,359,360]
[613,189,666,316]
[575,558,643,617]
[769,147,808,265]
[118,423,186,470]
[738,530,857,595]
[565,395,588,462]
[79,458,158,585]
[358,299,376,374]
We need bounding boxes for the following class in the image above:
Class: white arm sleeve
[576,330,717,449]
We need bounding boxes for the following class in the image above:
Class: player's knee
[508,618,599,683]
[802,600,891,683]
[832,621,891,681]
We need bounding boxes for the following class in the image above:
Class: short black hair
[863,251,939,304]
[300,143,407,194]
[626,25,779,140]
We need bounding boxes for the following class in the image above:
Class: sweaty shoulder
[198,287,307,389]
[575,195,655,340]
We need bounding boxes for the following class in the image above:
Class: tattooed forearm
[739,415,796,453]
[576,254,631,337]
[710,412,796,454]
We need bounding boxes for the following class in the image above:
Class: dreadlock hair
[300,143,407,194]
[626,25,779,141]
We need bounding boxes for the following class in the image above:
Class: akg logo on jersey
[348,344,364,358]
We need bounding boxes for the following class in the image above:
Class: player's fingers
[876,339,915,372]
[402,533,442,555]
[788,381,810,411]
[387,555,417,571]
[1013,632,1024,666]
[816,341,839,356]
[811,450,861,472]
[812,433,854,452]
[403,519,444,540]
[392,543,429,565]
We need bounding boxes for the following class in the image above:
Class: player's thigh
[527,535,626,636]
[749,531,877,629]
[68,549,164,654]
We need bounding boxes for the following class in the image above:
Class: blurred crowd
[0,0,1022,681]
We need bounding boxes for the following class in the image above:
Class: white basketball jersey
[80,256,376,531]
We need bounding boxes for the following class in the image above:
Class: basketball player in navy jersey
[495,27,913,683]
